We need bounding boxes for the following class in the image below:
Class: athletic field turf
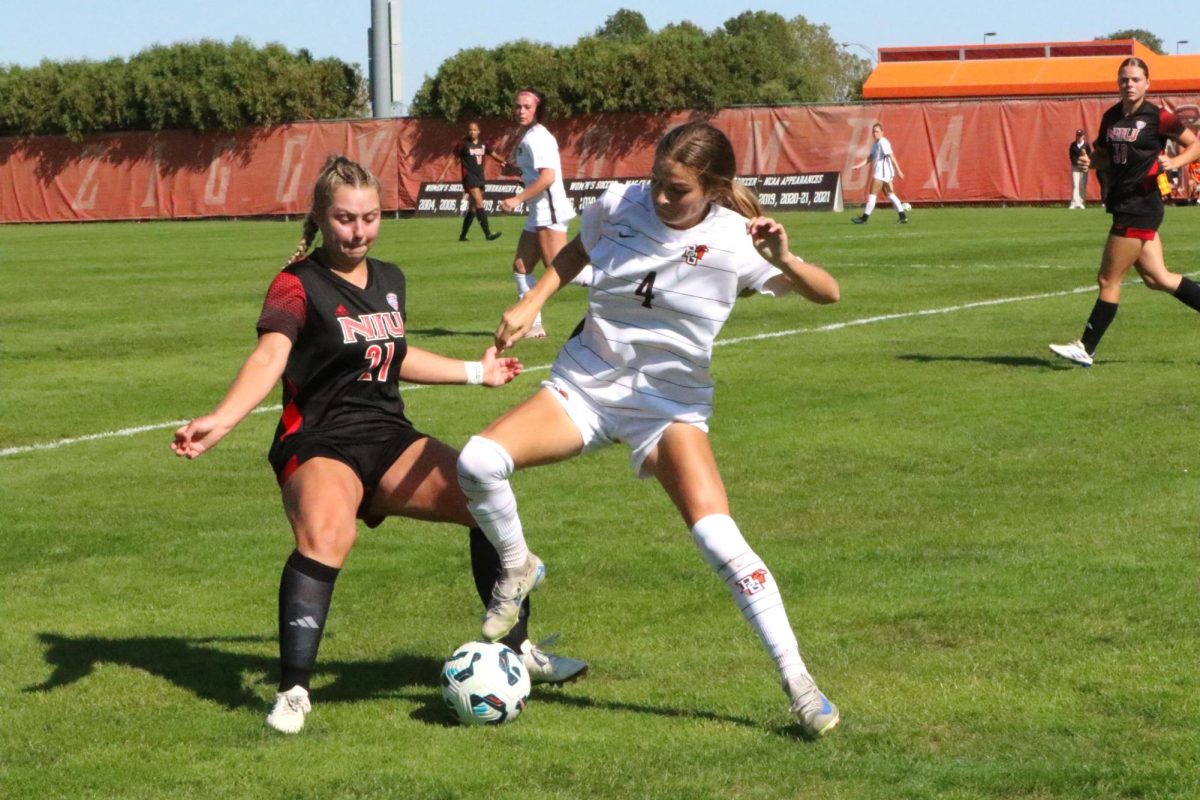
[2,206,1199,799]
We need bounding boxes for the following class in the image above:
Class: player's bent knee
[457,435,515,489]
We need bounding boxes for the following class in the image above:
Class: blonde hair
[655,121,762,218]
[286,155,383,266]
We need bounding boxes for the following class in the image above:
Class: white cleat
[482,553,545,641]
[266,685,311,734]
[525,323,548,340]
[785,672,840,739]
[1048,340,1094,367]
[520,637,588,685]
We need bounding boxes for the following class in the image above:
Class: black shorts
[268,424,429,527]
[1109,208,1163,240]
[462,174,485,190]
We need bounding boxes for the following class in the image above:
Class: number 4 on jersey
[635,271,657,308]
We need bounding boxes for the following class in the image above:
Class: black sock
[459,210,475,238]
[1080,299,1118,354]
[469,527,529,650]
[278,550,340,692]
[1172,276,1200,313]
[475,208,493,237]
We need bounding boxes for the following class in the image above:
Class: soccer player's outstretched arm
[494,236,590,351]
[748,216,840,305]
[172,332,292,459]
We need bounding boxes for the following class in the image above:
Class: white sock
[513,271,534,298]
[512,272,543,327]
[457,436,529,569]
[888,193,904,212]
[690,514,806,678]
[864,194,877,215]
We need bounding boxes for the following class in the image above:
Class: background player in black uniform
[453,122,505,242]
[1049,58,1200,367]
[172,156,585,734]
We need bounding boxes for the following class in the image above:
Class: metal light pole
[368,0,403,117]
[983,32,997,45]
[1177,40,1189,55]
[840,41,877,65]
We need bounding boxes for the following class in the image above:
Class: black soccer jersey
[1095,100,1185,215]
[256,250,411,442]
[454,138,491,183]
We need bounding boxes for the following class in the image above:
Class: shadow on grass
[25,632,441,711]
[899,353,1068,368]
[407,327,494,338]
[26,632,804,737]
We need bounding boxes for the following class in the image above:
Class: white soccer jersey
[552,182,782,423]
[514,123,576,228]
[870,136,897,182]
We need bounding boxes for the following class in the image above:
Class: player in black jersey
[1050,58,1200,367]
[452,122,505,242]
[172,156,585,734]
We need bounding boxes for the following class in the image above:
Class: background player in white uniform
[498,88,587,339]
[851,122,909,224]
[457,122,843,738]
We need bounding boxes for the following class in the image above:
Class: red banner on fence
[2,97,1197,223]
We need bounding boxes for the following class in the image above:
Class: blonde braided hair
[285,155,383,267]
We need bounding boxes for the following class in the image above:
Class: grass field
[2,206,1199,799]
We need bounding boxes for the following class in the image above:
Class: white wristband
[464,361,485,385]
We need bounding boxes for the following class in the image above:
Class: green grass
[2,207,1200,799]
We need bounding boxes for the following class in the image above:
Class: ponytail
[285,216,320,267]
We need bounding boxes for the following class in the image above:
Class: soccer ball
[902,202,912,211]
[440,641,530,725]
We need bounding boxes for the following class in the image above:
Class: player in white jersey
[497,88,584,339]
[851,122,909,224]
[457,122,843,738]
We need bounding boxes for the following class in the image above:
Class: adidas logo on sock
[288,616,320,629]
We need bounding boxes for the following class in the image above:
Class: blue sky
[2,1,1196,111]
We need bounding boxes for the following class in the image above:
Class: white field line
[0,282,1100,459]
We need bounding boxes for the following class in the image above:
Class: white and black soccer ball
[902,202,912,211]
[440,641,530,725]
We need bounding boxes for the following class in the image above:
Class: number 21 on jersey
[359,342,395,381]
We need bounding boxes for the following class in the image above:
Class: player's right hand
[171,415,230,459]
[494,301,537,352]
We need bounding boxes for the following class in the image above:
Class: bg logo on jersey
[684,244,709,265]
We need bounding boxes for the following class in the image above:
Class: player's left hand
[480,346,523,386]
[747,216,790,266]
[1158,153,1173,171]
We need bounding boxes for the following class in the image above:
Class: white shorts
[523,218,568,233]
[541,378,707,479]
[523,192,576,232]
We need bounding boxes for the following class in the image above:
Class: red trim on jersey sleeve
[257,271,306,341]
[1160,109,1185,139]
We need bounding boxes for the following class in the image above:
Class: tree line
[411,10,870,119]
[0,15,1167,139]
[0,39,366,139]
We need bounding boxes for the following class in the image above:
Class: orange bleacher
[863,39,1200,99]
